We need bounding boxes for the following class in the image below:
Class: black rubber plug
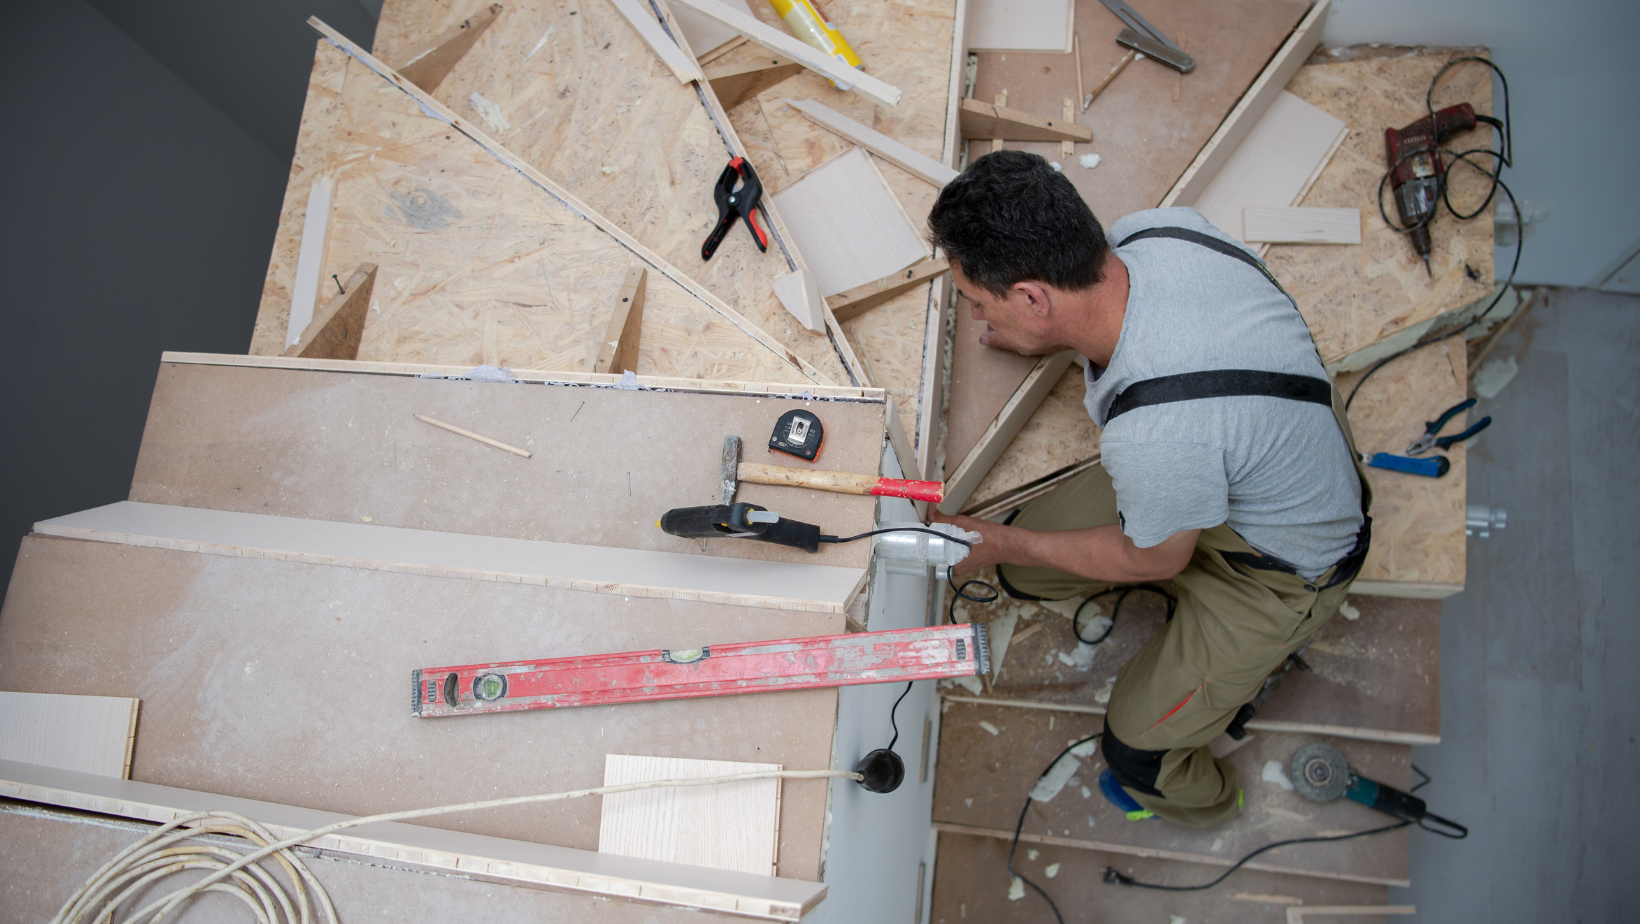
[853,748,905,793]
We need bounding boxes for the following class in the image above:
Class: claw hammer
[720,435,945,504]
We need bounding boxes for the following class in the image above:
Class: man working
[931,151,1370,827]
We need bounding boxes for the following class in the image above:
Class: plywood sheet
[966,0,1071,53]
[370,0,855,385]
[0,693,137,779]
[129,362,885,570]
[0,536,841,881]
[38,502,865,613]
[600,754,781,876]
[945,577,1440,744]
[932,702,1411,885]
[249,41,811,385]
[771,148,929,298]
[1339,334,1468,591]
[1190,90,1347,243]
[1272,49,1495,365]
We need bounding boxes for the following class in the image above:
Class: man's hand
[931,512,1013,575]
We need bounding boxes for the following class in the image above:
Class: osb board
[719,0,959,441]
[249,42,809,385]
[931,830,1390,923]
[962,365,1100,508]
[0,807,758,924]
[932,702,1411,885]
[1339,334,1468,589]
[369,1,854,385]
[600,754,781,876]
[945,575,1440,743]
[129,362,884,570]
[1273,49,1495,364]
[0,536,841,882]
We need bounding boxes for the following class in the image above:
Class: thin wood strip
[782,98,959,188]
[160,352,884,401]
[665,0,901,108]
[957,98,1092,142]
[605,0,705,83]
[828,258,951,323]
[415,414,533,457]
[306,17,834,387]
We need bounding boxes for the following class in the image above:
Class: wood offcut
[594,268,647,375]
[284,263,377,360]
[395,3,504,93]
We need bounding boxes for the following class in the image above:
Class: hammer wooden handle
[738,462,945,503]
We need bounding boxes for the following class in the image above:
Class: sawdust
[1261,760,1295,791]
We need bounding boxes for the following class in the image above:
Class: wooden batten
[781,98,959,188]
[594,268,648,375]
[285,263,377,360]
[958,98,1092,143]
[607,0,706,83]
[395,3,504,93]
[708,56,805,110]
[827,257,950,323]
[0,760,827,922]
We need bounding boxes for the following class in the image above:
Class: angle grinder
[1290,743,1468,838]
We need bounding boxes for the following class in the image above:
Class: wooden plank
[0,693,139,779]
[665,0,901,108]
[771,148,929,298]
[600,755,782,876]
[958,98,1092,143]
[827,258,950,323]
[595,268,648,375]
[254,36,820,385]
[606,0,705,83]
[965,0,1072,53]
[285,263,377,360]
[130,361,887,570]
[1161,0,1333,207]
[943,586,1441,745]
[36,502,867,613]
[707,56,804,110]
[781,98,959,188]
[0,536,845,881]
[932,703,1411,886]
[1188,90,1347,243]
[396,2,504,92]
[360,4,862,389]
[1245,207,1363,245]
[773,268,826,333]
[0,760,826,921]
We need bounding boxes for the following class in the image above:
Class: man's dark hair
[928,150,1107,297]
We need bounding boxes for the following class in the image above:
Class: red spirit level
[412,623,990,718]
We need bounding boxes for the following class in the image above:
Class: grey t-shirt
[1083,208,1362,578]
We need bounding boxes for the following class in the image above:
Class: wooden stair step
[931,828,1393,923]
[932,702,1412,886]
[945,579,1440,745]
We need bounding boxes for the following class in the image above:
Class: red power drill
[1384,103,1482,275]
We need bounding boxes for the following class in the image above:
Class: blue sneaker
[1098,769,1155,820]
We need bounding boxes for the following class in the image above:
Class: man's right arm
[935,514,1199,584]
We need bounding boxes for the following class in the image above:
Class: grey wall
[1323,0,1640,288]
[0,1,317,591]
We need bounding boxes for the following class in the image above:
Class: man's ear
[1012,280,1052,318]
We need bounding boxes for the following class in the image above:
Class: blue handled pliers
[1406,398,1492,455]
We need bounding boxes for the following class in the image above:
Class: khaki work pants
[997,394,1367,827]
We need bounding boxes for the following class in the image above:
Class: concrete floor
[1396,287,1640,920]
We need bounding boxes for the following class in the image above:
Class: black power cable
[1348,56,1522,411]
[1103,821,1412,891]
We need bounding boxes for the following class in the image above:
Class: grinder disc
[1290,743,1351,803]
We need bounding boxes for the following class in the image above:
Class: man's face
[950,261,1060,356]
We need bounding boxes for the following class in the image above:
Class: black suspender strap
[1106,370,1333,422]
[1117,226,1297,308]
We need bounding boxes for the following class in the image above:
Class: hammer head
[721,435,742,505]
